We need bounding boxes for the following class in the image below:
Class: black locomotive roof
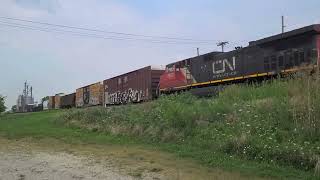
[249,24,320,46]
[166,51,222,67]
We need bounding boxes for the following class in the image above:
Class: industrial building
[16,81,36,112]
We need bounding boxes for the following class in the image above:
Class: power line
[0,21,156,42]
[0,21,216,45]
[217,41,228,52]
[0,16,218,43]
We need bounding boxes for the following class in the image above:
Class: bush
[58,75,320,174]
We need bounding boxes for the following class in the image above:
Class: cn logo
[212,57,236,74]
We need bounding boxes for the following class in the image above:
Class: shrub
[58,74,320,173]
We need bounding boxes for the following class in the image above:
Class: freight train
[47,24,320,109]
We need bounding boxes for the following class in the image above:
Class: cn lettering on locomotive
[212,57,236,74]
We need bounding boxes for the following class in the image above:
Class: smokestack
[30,86,33,98]
[23,81,27,112]
[26,85,29,96]
[24,81,27,97]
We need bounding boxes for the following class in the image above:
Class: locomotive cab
[159,63,189,92]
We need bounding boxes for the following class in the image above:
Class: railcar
[48,96,55,110]
[76,82,103,108]
[32,104,43,112]
[54,93,64,109]
[159,24,320,95]
[103,66,164,106]
[60,93,76,109]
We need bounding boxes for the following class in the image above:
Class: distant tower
[17,81,35,112]
[30,86,33,99]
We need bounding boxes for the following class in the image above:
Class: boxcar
[76,82,103,108]
[48,96,55,109]
[54,93,64,109]
[103,66,164,106]
[60,93,76,109]
[159,24,320,95]
[75,87,83,107]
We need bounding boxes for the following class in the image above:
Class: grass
[0,110,135,145]
[1,73,320,179]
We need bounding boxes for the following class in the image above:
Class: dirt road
[0,151,134,180]
[0,138,263,180]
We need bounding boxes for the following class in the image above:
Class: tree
[0,95,6,113]
[41,96,49,103]
[11,105,17,113]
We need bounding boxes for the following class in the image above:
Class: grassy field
[1,74,320,179]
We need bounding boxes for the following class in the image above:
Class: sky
[0,0,319,109]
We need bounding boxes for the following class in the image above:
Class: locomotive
[159,24,320,96]
[47,24,320,109]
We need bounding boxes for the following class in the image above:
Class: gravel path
[0,138,264,180]
[0,151,133,180]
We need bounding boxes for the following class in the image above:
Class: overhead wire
[0,16,252,50]
[0,20,219,46]
[0,16,218,43]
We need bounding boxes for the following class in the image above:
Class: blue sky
[0,0,319,109]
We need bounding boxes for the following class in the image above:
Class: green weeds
[58,74,320,178]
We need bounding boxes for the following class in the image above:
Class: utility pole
[197,48,200,56]
[217,41,228,52]
[282,16,286,34]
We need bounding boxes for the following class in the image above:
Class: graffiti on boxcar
[76,99,84,107]
[106,88,144,105]
[89,97,100,105]
[212,56,237,79]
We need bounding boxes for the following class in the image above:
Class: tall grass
[58,73,320,175]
